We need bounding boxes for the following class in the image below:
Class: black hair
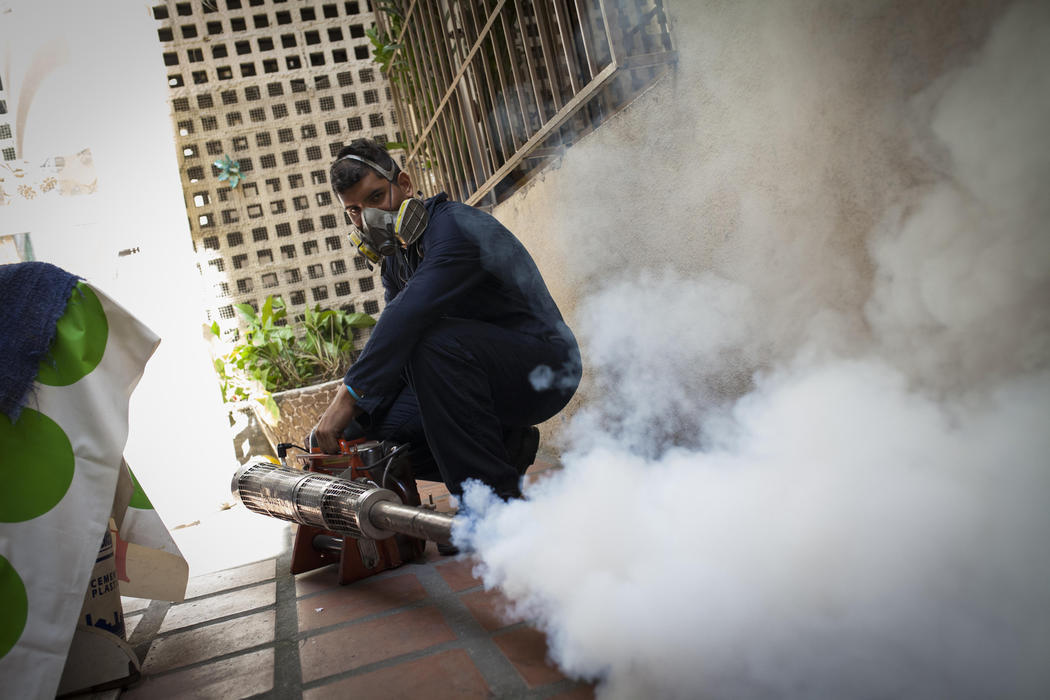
[329,138,400,195]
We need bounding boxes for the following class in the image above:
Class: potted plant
[213,295,376,456]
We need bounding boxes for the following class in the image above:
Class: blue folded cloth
[0,262,81,421]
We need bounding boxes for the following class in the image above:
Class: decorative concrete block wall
[270,379,344,449]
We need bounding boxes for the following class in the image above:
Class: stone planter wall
[270,378,344,448]
[226,378,344,460]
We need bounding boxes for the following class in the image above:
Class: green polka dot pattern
[128,468,154,510]
[0,555,28,660]
[36,283,108,387]
[0,409,76,523]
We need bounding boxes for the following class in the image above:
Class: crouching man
[313,139,581,506]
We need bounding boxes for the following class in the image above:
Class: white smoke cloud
[457,1,1050,697]
[462,366,1050,698]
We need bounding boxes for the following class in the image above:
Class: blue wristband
[344,383,362,401]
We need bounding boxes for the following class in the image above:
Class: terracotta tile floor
[120,462,597,699]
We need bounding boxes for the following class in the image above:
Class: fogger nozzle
[231,462,456,544]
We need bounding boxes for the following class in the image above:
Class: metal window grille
[376,0,674,206]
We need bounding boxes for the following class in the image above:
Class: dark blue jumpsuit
[343,194,581,497]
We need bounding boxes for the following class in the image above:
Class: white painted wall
[1,1,236,525]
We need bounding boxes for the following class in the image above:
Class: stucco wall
[492,0,1013,451]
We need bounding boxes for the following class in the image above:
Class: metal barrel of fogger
[231,461,455,544]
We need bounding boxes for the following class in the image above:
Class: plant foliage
[212,296,376,415]
[214,154,244,189]
[366,1,409,86]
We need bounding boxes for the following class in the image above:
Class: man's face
[338,169,412,230]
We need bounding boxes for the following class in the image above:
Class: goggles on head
[334,153,398,181]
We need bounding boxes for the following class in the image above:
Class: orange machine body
[288,439,426,585]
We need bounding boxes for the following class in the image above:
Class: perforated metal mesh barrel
[232,461,398,540]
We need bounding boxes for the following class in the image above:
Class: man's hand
[313,386,361,454]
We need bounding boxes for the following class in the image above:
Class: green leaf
[210,320,221,336]
[234,303,258,324]
[344,312,378,327]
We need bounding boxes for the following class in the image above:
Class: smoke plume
[457,1,1050,698]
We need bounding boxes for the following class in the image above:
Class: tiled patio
[117,464,596,699]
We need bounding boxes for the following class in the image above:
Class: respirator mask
[338,154,429,266]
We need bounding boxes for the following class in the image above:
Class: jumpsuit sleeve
[343,213,488,414]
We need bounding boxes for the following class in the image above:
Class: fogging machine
[231,439,455,584]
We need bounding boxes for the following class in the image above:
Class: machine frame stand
[287,440,426,585]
